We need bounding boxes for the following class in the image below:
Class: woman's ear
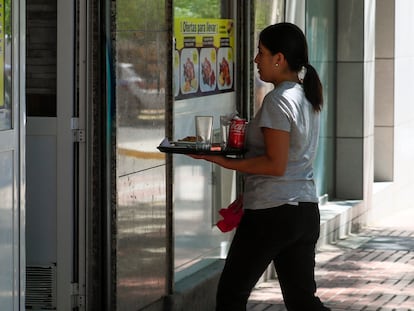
[274,52,292,71]
[273,52,284,66]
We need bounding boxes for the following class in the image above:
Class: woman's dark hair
[259,23,323,112]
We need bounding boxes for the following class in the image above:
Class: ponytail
[259,23,324,112]
[303,64,323,112]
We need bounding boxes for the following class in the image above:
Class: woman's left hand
[186,127,289,176]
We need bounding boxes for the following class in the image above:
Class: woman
[190,22,330,311]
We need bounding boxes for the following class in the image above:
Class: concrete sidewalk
[247,209,414,311]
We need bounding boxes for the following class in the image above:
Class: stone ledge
[166,259,224,311]
[318,200,363,248]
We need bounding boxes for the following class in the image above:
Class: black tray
[157,144,245,156]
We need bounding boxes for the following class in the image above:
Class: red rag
[216,195,243,232]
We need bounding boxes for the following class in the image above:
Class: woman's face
[254,42,278,84]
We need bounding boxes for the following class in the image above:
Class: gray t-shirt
[243,81,319,210]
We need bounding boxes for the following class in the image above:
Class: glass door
[0,0,25,309]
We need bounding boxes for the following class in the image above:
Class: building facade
[0,0,413,310]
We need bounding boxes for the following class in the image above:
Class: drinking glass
[220,115,230,149]
[195,116,213,150]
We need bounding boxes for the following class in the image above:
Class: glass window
[0,0,12,130]
[115,0,168,309]
[252,0,284,116]
[173,0,238,280]
[306,0,336,198]
[174,0,222,18]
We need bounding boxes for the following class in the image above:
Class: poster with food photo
[174,18,235,100]
[200,48,217,92]
[180,48,199,95]
[173,50,180,97]
[217,47,233,90]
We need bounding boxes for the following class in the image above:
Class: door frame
[18,0,26,308]
[55,0,87,308]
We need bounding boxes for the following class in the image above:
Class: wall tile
[375,59,394,127]
[374,126,394,181]
[314,136,336,197]
[336,137,364,199]
[336,62,364,137]
[375,0,395,59]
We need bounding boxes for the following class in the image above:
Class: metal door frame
[0,0,27,308]
[56,0,86,308]
[17,0,26,308]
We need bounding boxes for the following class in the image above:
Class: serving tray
[157,138,245,156]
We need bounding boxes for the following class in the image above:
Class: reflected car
[117,63,165,124]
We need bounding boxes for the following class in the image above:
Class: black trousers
[216,202,331,311]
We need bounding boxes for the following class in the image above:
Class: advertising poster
[174,18,235,100]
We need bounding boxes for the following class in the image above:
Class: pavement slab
[247,226,414,311]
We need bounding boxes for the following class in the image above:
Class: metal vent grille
[26,265,57,310]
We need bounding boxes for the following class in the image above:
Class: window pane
[173,0,237,278]
[252,0,284,115]
[306,0,336,198]
[174,0,221,18]
[115,0,168,309]
[0,0,12,130]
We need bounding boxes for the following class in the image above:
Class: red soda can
[228,118,247,149]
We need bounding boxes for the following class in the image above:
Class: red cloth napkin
[216,195,244,232]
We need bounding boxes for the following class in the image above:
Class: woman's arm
[189,127,289,176]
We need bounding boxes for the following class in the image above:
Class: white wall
[335,0,376,231]
[371,0,414,223]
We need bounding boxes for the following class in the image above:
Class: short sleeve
[257,93,291,132]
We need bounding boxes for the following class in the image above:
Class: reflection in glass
[306,0,336,198]
[174,0,221,18]
[252,0,284,115]
[115,0,168,309]
[0,0,12,130]
[172,0,236,277]
[0,152,13,309]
